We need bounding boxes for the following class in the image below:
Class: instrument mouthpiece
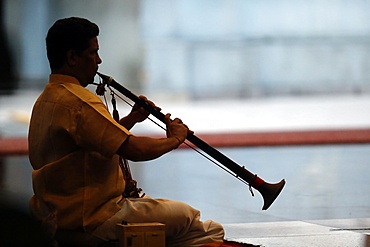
[97,72,113,85]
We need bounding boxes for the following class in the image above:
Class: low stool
[116,222,165,247]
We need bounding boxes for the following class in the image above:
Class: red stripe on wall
[1,128,370,156]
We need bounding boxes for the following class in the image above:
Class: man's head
[46,17,102,86]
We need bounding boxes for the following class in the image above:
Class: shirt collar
[49,74,81,86]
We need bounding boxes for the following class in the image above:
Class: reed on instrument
[96,72,285,210]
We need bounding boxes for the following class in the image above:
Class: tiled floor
[224,218,370,247]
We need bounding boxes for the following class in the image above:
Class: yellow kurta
[28,74,131,232]
[29,74,224,246]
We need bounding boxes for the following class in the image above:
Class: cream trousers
[92,196,224,247]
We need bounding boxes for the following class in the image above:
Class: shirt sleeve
[75,97,131,158]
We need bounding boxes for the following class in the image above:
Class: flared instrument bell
[257,179,286,210]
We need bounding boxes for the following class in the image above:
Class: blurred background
[1,0,370,97]
[0,0,370,229]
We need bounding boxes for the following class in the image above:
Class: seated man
[28,17,224,246]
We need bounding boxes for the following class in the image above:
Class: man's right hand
[164,113,193,145]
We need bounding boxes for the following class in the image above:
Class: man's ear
[66,50,78,67]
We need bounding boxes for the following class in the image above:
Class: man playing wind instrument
[28,17,224,247]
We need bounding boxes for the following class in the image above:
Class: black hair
[46,17,99,70]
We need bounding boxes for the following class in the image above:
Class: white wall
[141,0,370,98]
[4,0,370,98]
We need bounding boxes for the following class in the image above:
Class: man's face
[74,36,102,87]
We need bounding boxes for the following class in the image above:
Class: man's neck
[51,68,82,86]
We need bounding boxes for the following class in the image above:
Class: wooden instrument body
[96,72,285,210]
